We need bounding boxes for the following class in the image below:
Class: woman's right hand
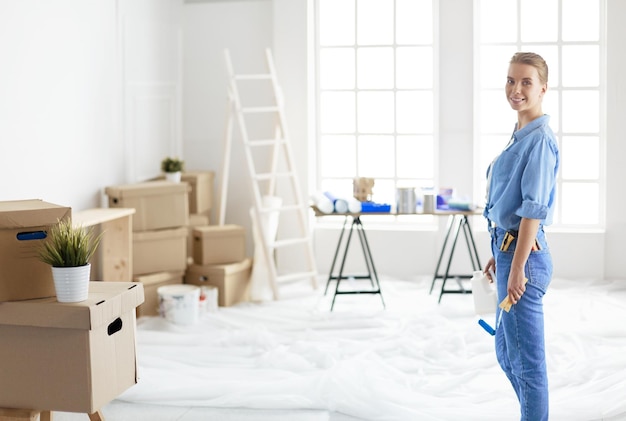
[484,257,496,283]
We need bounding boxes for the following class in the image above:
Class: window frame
[313,0,440,227]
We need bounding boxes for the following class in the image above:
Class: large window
[475,0,605,229]
[315,0,437,211]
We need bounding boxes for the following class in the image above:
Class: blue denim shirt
[484,115,559,231]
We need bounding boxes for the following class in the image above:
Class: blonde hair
[510,52,549,85]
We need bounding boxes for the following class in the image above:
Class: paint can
[158,284,200,325]
[396,188,417,214]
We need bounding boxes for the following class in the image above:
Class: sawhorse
[324,214,385,311]
[428,212,482,303]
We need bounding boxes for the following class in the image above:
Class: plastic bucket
[199,285,219,314]
[157,284,200,325]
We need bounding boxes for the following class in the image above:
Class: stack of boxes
[185,224,252,307]
[106,180,190,317]
[106,170,252,314]
[0,200,143,413]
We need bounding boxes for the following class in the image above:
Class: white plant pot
[51,264,91,303]
[165,171,182,183]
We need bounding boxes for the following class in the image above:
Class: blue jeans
[490,226,552,421]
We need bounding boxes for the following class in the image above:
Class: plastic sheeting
[119,278,626,421]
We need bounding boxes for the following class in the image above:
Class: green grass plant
[38,218,103,267]
[161,156,184,173]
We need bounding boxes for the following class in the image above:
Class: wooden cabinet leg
[87,410,104,421]
[39,411,52,421]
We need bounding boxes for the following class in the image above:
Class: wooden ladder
[217,48,318,299]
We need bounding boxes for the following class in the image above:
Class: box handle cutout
[16,231,47,241]
[108,317,123,336]
[199,276,208,282]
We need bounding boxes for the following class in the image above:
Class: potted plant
[161,156,184,182]
[38,217,103,303]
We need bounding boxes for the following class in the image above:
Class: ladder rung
[276,271,317,283]
[255,172,293,180]
[241,106,279,113]
[246,139,286,147]
[269,237,310,248]
[234,74,272,80]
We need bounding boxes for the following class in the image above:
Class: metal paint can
[396,188,417,214]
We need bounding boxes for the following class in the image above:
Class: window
[315,0,437,213]
[475,0,605,229]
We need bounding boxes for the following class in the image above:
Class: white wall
[121,0,184,183]
[0,0,183,211]
[0,1,121,210]
[604,0,626,279]
[181,0,273,257]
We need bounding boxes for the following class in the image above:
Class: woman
[483,52,559,421]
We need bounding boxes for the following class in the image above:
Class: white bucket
[199,285,219,314]
[157,284,200,325]
[471,270,497,315]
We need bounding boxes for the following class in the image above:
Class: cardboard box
[133,227,188,275]
[193,224,246,265]
[0,281,144,413]
[188,213,210,261]
[182,171,214,214]
[134,271,184,317]
[0,199,71,301]
[153,171,214,215]
[105,181,189,232]
[185,258,251,306]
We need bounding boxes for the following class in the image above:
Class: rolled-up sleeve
[517,137,558,220]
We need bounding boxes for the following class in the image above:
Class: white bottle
[471,270,497,315]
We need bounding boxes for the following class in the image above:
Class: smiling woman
[483,51,559,421]
[475,0,604,229]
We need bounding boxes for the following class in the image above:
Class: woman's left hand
[484,257,496,283]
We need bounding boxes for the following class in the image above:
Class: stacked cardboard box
[186,258,251,307]
[154,171,214,219]
[185,224,251,307]
[106,180,191,313]
[106,171,218,316]
[0,281,144,413]
[188,213,209,262]
[0,199,71,302]
[180,171,214,218]
[153,171,215,262]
